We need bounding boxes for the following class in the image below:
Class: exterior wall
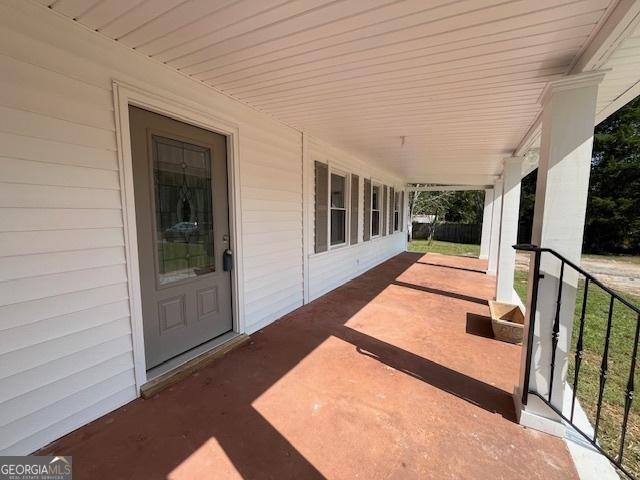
[304,137,406,302]
[0,1,302,455]
[0,1,407,455]
[308,235,406,301]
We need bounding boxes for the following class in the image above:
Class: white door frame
[112,80,245,392]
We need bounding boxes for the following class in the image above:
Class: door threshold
[141,332,249,399]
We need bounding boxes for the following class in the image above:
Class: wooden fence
[412,222,482,244]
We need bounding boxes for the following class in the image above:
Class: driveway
[516,253,640,296]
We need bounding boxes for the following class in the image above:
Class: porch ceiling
[41,0,636,184]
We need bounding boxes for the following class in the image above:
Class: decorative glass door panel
[152,136,215,286]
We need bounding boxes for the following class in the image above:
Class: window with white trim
[330,172,347,246]
[371,184,381,237]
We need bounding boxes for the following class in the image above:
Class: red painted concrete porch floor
[41,252,578,479]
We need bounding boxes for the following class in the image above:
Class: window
[371,184,380,237]
[394,192,400,231]
[314,163,353,251]
[330,172,347,246]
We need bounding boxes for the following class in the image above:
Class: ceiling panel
[43,0,625,183]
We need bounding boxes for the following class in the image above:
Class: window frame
[371,182,381,238]
[328,167,349,249]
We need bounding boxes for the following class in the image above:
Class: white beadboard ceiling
[40,0,638,184]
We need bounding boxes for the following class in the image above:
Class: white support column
[496,157,523,303]
[479,189,493,260]
[516,71,606,434]
[486,179,503,275]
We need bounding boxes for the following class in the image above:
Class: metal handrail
[514,243,640,480]
[514,244,640,314]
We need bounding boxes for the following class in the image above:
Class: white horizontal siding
[309,235,405,301]
[0,182,122,209]
[0,228,124,257]
[0,208,123,232]
[0,247,126,282]
[0,284,130,331]
[0,300,131,355]
[2,157,119,189]
[0,264,128,306]
[0,0,303,456]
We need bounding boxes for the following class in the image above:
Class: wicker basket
[488,301,525,344]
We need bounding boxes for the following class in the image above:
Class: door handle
[223,249,233,271]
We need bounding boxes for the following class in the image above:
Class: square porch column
[486,179,503,275]
[516,71,606,434]
[495,157,523,303]
[479,188,493,260]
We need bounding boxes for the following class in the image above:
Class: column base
[512,386,566,437]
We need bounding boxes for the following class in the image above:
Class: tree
[408,189,455,241]
[518,170,536,245]
[408,188,485,241]
[444,191,484,223]
[585,95,640,253]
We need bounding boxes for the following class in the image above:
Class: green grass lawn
[515,270,640,476]
[408,239,480,257]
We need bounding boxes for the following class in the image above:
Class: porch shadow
[393,280,489,306]
[416,261,487,274]
[333,326,516,420]
[465,313,495,339]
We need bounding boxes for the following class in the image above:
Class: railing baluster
[521,248,542,407]
[571,277,590,422]
[619,312,640,462]
[594,296,615,441]
[512,244,640,479]
[548,260,565,402]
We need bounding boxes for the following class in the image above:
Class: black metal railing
[514,244,640,480]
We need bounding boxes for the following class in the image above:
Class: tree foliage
[585,96,640,253]
[409,190,484,224]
